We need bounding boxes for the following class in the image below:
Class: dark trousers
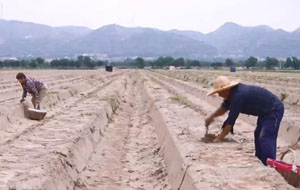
[254,103,284,165]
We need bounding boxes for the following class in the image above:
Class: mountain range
[0,19,299,59]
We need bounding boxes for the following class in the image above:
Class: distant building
[0,57,18,61]
[75,53,108,60]
[169,66,176,71]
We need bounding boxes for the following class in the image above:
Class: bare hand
[205,116,214,127]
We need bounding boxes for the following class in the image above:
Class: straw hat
[207,76,240,96]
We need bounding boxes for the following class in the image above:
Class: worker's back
[223,83,283,117]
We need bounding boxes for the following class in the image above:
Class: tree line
[130,57,203,69]
[0,56,105,69]
[0,55,299,70]
[210,57,300,70]
[131,56,300,70]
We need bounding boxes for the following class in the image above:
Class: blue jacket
[221,83,283,132]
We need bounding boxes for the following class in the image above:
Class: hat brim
[207,79,240,96]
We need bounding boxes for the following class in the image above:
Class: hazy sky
[1,0,300,33]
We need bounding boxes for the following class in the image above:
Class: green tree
[36,57,45,68]
[153,56,175,68]
[50,59,58,68]
[164,56,175,67]
[225,58,234,67]
[29,60,38,68]
[265,57,279,70]
[191,60,201,67]
[211,62,223,69]
[60,59,69,68]
[134,57,145,69]
[154,57,166,68]
[77,55,84,62]
[97,60,104,67]
[76,55,84,68]
[75,60,81,68]
[292,57,300,70]
[5,60,20,67]
[245,56,258,69]
[83,56,91,66]
[81,56,96,69]
[185,59,200,68]
[284,57,292,68]
[150,61,155,68]
[20,60,27,68]
[173,57,185,67]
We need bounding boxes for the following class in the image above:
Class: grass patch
[170,96,190,107]
[124,79,128,90]
[101,94,120,115]
[182,75,189,81]
[48,91,59,94]
[108,97,120,114]
[280,93,288,102]
[292,99,299,106]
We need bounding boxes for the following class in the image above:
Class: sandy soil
[74,72,170,190]
[143,71,296,189]
[154,70,300,151]
[0,69,299,189]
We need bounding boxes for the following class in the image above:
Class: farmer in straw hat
[205,76,284,165]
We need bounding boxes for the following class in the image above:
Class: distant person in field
[205,76,284,165]
[16,73,48,110]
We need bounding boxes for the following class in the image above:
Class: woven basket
[267,149,300,187]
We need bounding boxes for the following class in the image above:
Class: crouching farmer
[205,76,284,165]
[16,73,48,110]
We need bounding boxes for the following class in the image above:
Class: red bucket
[267,149,300,187]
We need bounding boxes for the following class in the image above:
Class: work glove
[20,98,25,103]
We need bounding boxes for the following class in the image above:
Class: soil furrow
[75,71,171,190]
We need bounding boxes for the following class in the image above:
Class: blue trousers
[254,103,284,165]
